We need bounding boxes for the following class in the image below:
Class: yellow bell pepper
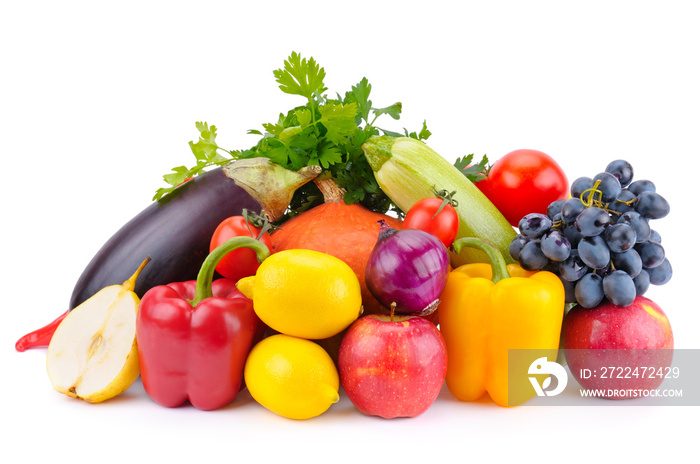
[438,237,565,407]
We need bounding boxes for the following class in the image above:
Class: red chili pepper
[15,310,69,352]
[136,236,268,411]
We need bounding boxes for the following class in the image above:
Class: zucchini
[362,136,516,267]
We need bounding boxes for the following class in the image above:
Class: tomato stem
[431,188,459,218]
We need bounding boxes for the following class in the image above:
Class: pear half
[47,258,149,403]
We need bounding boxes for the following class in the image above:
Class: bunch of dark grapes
[509,159,671,308]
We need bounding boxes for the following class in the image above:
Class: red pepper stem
[452,237,511,283]
[191,236,270,307]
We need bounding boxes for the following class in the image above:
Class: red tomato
[474,149,568,227]
[403,197,459,247]
[210,216,272,281]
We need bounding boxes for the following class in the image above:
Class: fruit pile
[16,53,677,418]
[510,159,671,308]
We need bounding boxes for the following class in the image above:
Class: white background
[2,1,698,461]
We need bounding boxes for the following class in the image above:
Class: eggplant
[16,159,320,351]
[70,160,321,308]
[69,167,261,308]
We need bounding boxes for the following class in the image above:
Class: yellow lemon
[244,334,340,420]
[237,249,362,339]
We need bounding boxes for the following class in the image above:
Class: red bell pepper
[136,236,269,411]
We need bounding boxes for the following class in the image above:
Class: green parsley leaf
[404,120,431,141]
[454,154,490,182]
[318,102,358,145]
[373,102,402,120]
[314,142,343,168]
[344,77,372,123]
[273,52,327,100]
[154,52,433,215]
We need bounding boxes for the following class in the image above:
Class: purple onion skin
[365,221,450,315]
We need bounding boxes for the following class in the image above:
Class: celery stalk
[362,136,516,267]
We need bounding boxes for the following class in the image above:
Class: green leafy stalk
[154,123,237,200]
[154,52,438,214]
[454,154,490,183]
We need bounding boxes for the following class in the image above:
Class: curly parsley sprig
[154,52,432,213]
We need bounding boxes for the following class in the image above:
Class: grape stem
[579,179,637,216]
[580,180,603,208]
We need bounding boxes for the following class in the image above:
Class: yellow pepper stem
[452,237,510,283]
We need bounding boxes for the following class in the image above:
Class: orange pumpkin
[271,177,402,317]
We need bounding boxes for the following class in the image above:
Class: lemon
[237,249,362,339]
[244,334,340,420]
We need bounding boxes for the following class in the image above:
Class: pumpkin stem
[314,175,346,203]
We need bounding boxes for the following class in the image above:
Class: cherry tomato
[474,149,568,227]
[403,197,459,247]
[209,216,272,281]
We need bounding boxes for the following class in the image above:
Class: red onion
[365,220,450,315]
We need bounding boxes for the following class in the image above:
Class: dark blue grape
[578,235,610,269]
[628,179,656,196]
[608,189,636,216]
[605,160,634,187]
[592,172,622,203]
[617,211,650,242]
[575,206,610,237]
[635,191,670,219]
[509,234,529,261]
[561,198,586,224]
[547,199,566,220]
[518,213,552,239]
[594,262,613,278]
[570,177,593,200]
[575,273,604,308]
[559,254,589,281]
[635,241,665,268]
[560,277,577,304]
[649,229,661,243]
[518,240,549,271]
[633,269,650,296]
[603,223,636,253]
[603,270,636,306]
[540,230,571,261]
[647,258,672,285]
[542,261,561,274]
[611,249,642,278]
[562,224,582,248]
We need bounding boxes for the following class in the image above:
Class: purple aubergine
[365,220,450,316]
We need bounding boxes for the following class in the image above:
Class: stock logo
[528,357,568,397]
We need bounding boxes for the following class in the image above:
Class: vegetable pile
[16,52,675,417]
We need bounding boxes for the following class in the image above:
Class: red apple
[338,314,447,418]
[562,295,674,399]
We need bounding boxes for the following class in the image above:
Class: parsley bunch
[154,52,430,216]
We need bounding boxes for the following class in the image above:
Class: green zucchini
[362,136,517,267]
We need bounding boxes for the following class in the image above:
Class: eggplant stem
[224,158,321,223]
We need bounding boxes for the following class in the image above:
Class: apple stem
[390,302,396,322]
